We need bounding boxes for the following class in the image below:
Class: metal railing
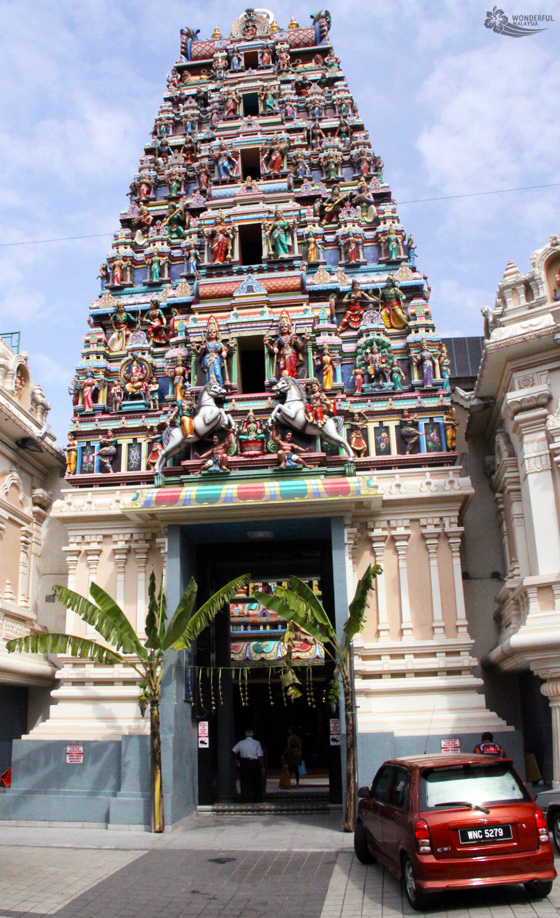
[0,332,21,354]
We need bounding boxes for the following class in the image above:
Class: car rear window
[419,763,530,810]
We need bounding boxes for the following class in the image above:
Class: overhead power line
[0,182,558,249]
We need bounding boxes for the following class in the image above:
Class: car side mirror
[357,786,370,799]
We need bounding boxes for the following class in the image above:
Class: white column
[420,520,445,638]
[391,522,413,639]
[511,406,560,575]
[133,539,151,636]
[368,525,389,642]
[18,527,33,609]
[62,546,81,633]
[540,678,560,788]
[445,522,469,636]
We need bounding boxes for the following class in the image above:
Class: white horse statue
[269,376,354,459]
[155,382,236,475]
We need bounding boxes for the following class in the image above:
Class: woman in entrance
[282,728,303,786]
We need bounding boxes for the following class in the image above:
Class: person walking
[232,728,265,802]
[473,732,506,758]
[282,727,303,786]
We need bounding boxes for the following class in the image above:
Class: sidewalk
[0,812,559,917]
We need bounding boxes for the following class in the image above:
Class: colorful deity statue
[168,393,196,438]
[400,410,420,454]
[384,223,400,260]
[349,413,368,457]
[413,338,435,387]
[266,207,294,258]
[65,432,78,475]
[238,409,266,456]
[343,232,359,263]
[365,344,388,386]
[147,434,164,470]
[259,85,276,114]
[335,116,352,148]
[339,281,378,332]
[122,357,149,399]
[322,184,352,225]
[107,301,136,352]
[266,311,309,379]
[98,429,118,473]
[109,381,124,412]
[163,201,188,240]
[205,212,234,263]
[196,159,212,195]
[439,343,451,392]
[305,379,335,428]
[444,407,458,451]
[224,91,241,119]
[388,356,405,392]
[144,297,167,345]
[310,120,326,149]
[195,431,234,473]
[148,378,160,410]
[195,316,233,387]
[351,365,364,394]
[81,371,99,412]
[352,181,376,223]
[214,141,238,179]
[374,276,408,331]
[306,227,322,263]
[264,139,288,176]
[167,354,189,402]
[315,343,337,391]
[271,426,311,469]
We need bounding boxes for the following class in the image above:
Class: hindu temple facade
[2,9,517,826]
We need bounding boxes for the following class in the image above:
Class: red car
[355,753,556,910]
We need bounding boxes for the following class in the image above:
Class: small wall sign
[441,738,461,753]
[66,744,84,764]
[198,721,209,748]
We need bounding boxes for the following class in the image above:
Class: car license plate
[458,824,513,844]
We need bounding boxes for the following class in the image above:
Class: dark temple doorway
[195,538,342,808]
[237,335,266,393]
[238,223,263,266]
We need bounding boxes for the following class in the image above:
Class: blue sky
[0,0,558,441]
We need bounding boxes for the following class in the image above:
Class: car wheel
[402,856,429,911]
[553,813,560,855]
[354,820,376,864]
[524,879,553,899]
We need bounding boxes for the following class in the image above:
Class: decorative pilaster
[420,518,445,638]
[390,521,413,639]
[133,537,151,636]
[62,544,81,632]
[111,534,131,608]
[344,523,360,596]
[367,525,389,641]
[155,534,168,589]
[84,539,103,634]
[444,519,469,636]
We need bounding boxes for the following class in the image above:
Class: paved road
[1,813,560,917]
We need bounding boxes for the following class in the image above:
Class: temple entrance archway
[193,534,342,809]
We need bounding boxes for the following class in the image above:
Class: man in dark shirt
[473,732,506,757]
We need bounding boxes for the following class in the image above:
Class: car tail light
[535,808,550,844]
[415,818,432,855]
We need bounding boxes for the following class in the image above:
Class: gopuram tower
[5,9,515,827]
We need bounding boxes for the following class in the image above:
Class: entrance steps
[207,793,337,816]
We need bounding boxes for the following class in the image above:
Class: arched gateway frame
[164,518,349,812]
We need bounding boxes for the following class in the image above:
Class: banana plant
[255,563,380,831]
[7,570,249,833]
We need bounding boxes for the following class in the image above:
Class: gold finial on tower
[288,17,299,29]
[270,19,279,31]
[212,27,222,39]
